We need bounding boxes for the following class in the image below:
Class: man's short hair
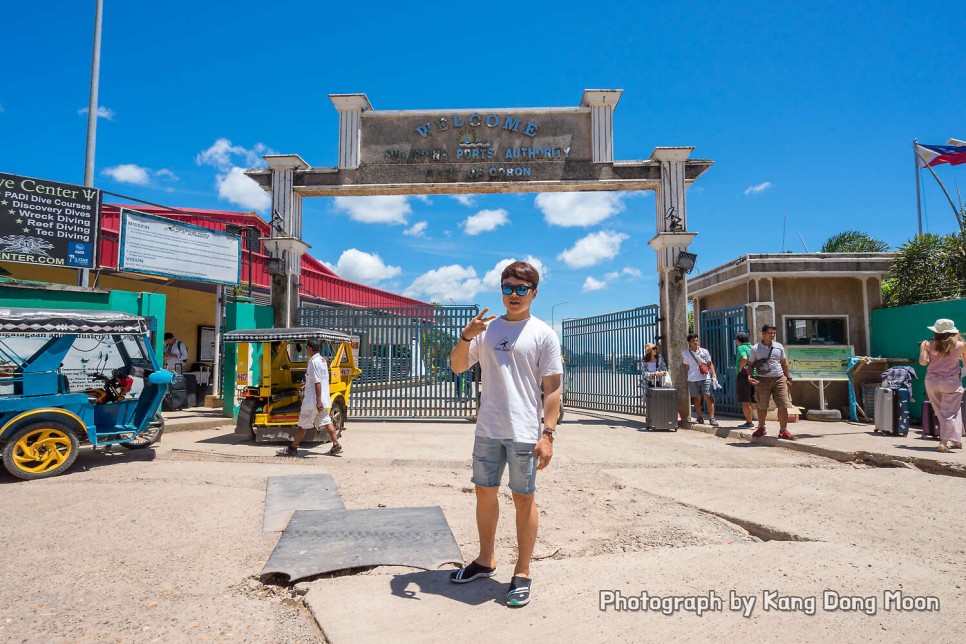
[687,333,699,342]
[163,332,174,340]
[736,332,750,343]
[306,338,322,352]
[761,324,777,333]
[500,261,539,287]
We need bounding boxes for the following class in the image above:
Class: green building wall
[870,298,966,420]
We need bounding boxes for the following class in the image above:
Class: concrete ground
[0,409,963,643]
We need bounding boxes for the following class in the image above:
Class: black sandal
[449,561,496,584]
[507,576,532,607]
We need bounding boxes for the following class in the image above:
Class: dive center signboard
[0,172,100,269]
[118,209,241,285]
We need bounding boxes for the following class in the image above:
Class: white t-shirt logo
[496,337,512,352]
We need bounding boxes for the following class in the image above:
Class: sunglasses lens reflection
[501,284,532,296]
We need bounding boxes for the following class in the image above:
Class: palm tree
[820,231,890,253]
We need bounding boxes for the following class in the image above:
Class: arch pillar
[648,146,697,424]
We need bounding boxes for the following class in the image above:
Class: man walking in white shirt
[277,338,342,457]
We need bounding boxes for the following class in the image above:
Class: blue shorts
[471,435,537,495]
[688,379,713,398]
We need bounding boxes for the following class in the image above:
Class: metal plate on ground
[263,475,345,532]
[260,506,463,582]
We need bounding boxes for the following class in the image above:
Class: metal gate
[699,305,748,416]
[561,306,659,414]
[298,305,479,418]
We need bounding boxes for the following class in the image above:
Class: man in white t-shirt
[163,333,188,372]
[681,333,719,426]
[448,261,563,608]
[276,338,342,457]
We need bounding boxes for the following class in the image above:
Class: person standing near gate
[448,260,562,608]
[748,324,797,440]
[682,334,719,426]
[276,338,342,457]
[735,332,756,429]
[918,318,965,453]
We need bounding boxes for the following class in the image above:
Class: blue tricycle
[0,308,173,480]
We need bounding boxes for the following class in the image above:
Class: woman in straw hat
[642,343,670,387]
[919,319,966,452]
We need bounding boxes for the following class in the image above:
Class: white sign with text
[119,209,241,285]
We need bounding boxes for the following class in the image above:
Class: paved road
[0,411,962,643]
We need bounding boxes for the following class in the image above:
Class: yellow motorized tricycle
[224,328,361,443]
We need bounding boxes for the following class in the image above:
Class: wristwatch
[542,427,556,440]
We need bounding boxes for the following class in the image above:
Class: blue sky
[2,1,965,333]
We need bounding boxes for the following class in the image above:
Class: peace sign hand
[463,307,497,340]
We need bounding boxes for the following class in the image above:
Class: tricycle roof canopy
[222,327,352,343]
[0,308,148,335]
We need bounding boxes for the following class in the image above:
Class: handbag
[755,346,775,375]
[689,349,710,375]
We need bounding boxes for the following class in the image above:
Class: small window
[784,318,846,345]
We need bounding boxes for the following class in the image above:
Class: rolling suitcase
[874,387,893,433]
[921,400,939,439]
[646,386,678,432]
[163,374,188,411]
[893,387,910,436]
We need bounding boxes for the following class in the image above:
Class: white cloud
[196,138,272,171]
[604,271,619,281]
[333,196,412,225]
[405,221,428,237]
[535,192,627,227]
[463,208,509,235]
[216,167,271,211]
[623,267,642,278]
[583,277,607,292]
[323,249,401,284]
[154,168,179,182]
[452,194,475,207]
[78,106,115,120]
[101,164,179,186]
[744,181,773,196]
[482,256,549,290]
[557,230,628,268]
[101,164,150,185]
[196,139,275,211]
[404,264,483,302]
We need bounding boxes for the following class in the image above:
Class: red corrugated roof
[100,204,429,309]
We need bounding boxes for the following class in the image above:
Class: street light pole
[79,0,104,288]
[551,300,569,336]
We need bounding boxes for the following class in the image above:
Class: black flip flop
[449,561,496,584]
[507,576,532,607]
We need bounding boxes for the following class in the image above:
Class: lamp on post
[551,300,569,335]
[674,251,698,274]
[259,236,310,275]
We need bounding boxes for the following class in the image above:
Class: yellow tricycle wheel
[2,422,80,480]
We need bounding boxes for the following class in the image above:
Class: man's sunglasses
[501,283,535,296]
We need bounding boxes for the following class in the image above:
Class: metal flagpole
[79,0,104,288]
[913,139,923,235]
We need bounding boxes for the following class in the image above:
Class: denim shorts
[688,379,713,398]
[471,435,537,495]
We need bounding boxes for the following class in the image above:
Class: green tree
[884,232,966,306]
[820,231,890,253]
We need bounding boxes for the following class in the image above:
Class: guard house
[687,253,894,415]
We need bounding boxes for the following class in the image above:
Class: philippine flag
[916,143,966,167]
